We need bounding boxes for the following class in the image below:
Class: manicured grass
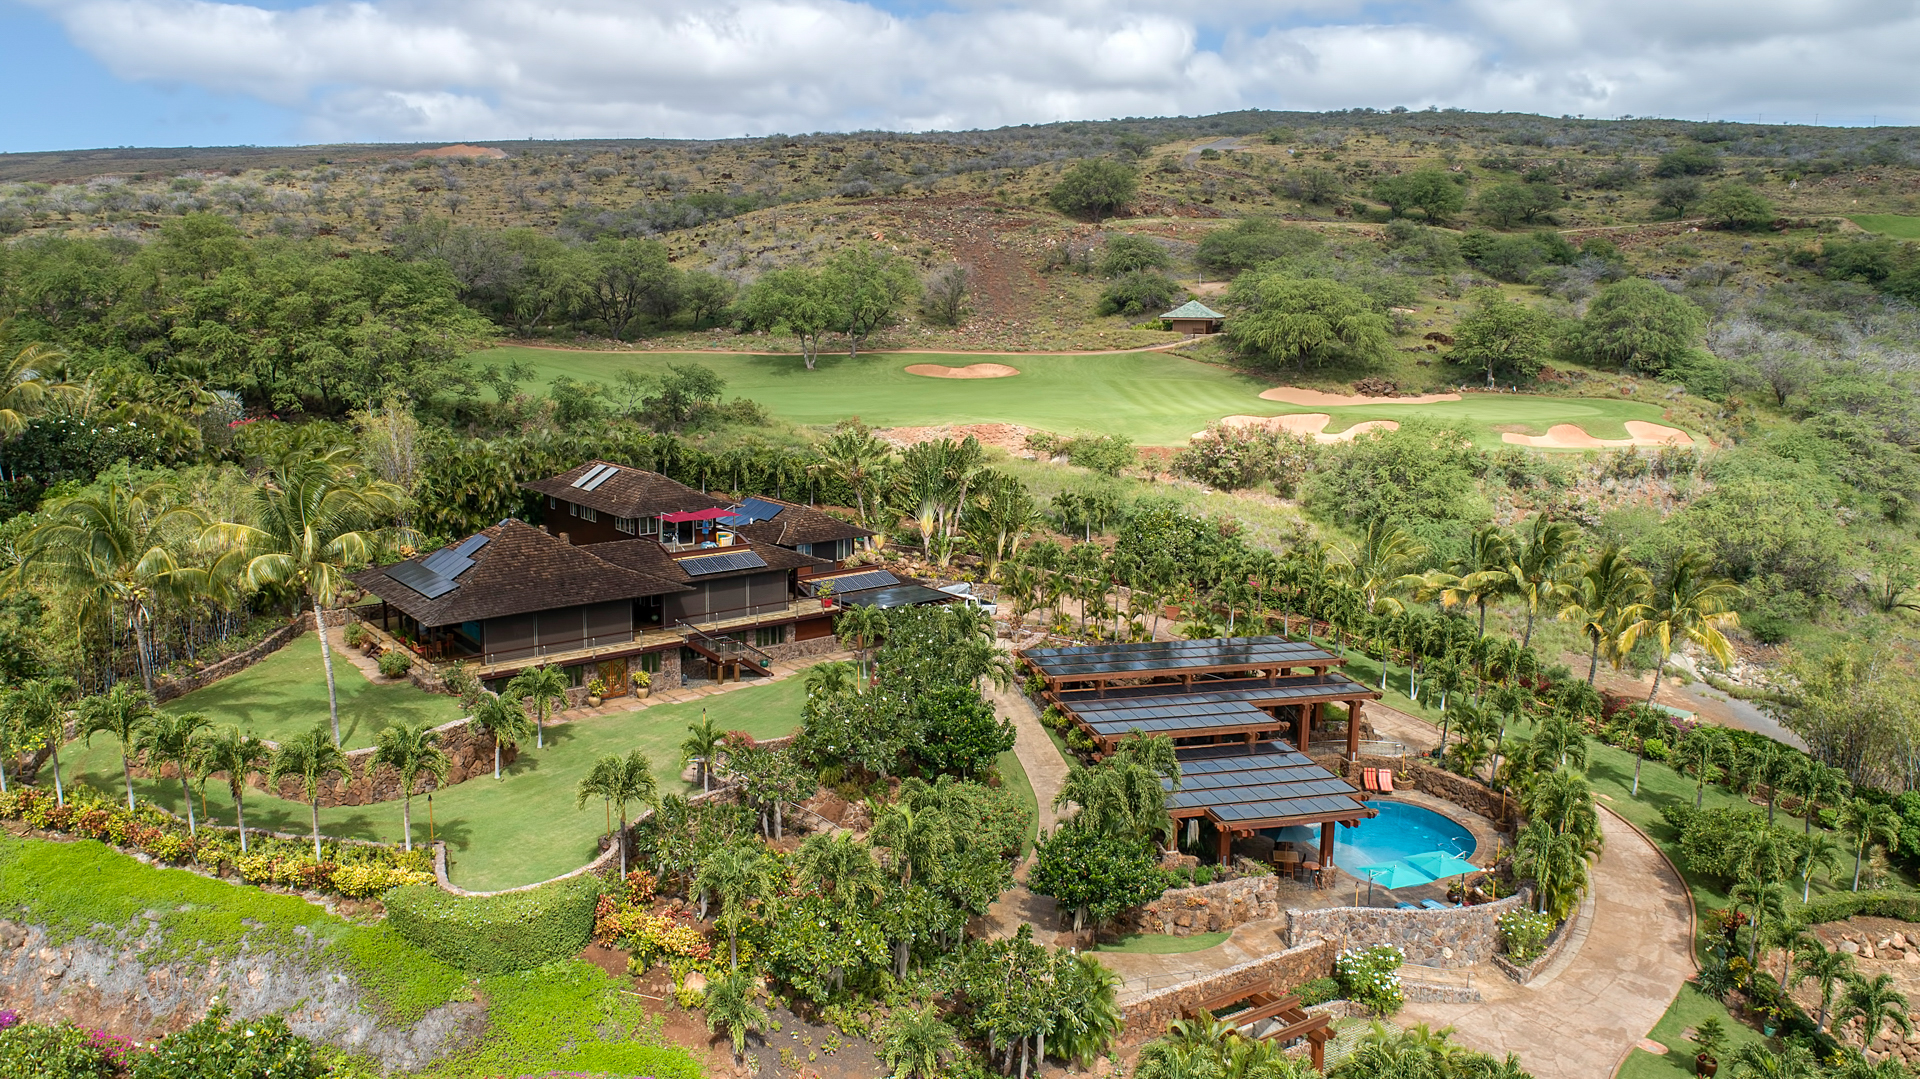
[996,746,1040,852]
[65,672,815,891]
[1618,985,1772,1079]
[160,633,464,749]
[1096,931,1232,954]
[474,346,1690,448]
[1849,214,1920,239]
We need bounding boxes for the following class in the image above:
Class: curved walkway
[1398,807,1693,1079]
[499,339,1196,358]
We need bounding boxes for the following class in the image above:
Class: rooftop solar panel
[1151,746,1370,826]
[1024,636,1339,679]
[581,465,619,491]
[569,463,611,489]
[806,570,897,596]
[454,534,490,557]
[388,561,457,599]
[837,583,954,609]
[680,551,769,576]
[735,497,785,522]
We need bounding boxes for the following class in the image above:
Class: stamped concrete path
[1400,807,1694,1079]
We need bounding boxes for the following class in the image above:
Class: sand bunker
[1200,414,1401,444]
[1259,387,1463,406]
[412,144,509,159]
[1501,421,1694,449]
[905,363,1021,379]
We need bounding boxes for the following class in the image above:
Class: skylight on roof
[570,463,611,489]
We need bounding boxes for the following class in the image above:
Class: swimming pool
[1330,801,1476,875]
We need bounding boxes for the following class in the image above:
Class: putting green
[1848,214,1920,240]
[475,346,1692,448]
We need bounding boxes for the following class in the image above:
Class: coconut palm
[468,691,535,780]
[1336,521,1429,615]
[1619,706,1668,797]
[835,604,887,681]
[695,840,777,968]
[10,678,77,805]
[1779,756,1850,836]
[0,326,79,437]
[1795,938,1856,1031]
[270,724,348,860]
[79,682,157,811]
[680,710,724,792]
[133,711,212,836]
[1839,972,1912,1048]
[225,445,405,745]
[1796,831,1844,902]
[1512,818,1593,920]
[1618,550,1741,704]
[702,967,769,1064]
[1431,525,1515,635]
[793,831,885,909]
[1838,798,1901,892]
[574,750,657,876]
[505,663,568,750]
[879,1004,958,1079]
[374,721,450,852]
[1500,515,1581,648]
[12,483,211,692]
[1558,543,1650,685]
[193,725,268,851]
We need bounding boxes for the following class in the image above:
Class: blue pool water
[1330,801,1475,874]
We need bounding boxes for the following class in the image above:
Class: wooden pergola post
[1347,701,1363,761]
[1318,821,1335,886]
[1217,825,1234,865]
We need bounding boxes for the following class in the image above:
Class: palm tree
[374,722,450,852]
[702,967,769,1064]
[835,604,887,681]
[0,325,79,436]
[1619,706,1667,797]
[270,725,348,860]
[11,678,77,805]
[879,1004,958,1079]
[1673,726,1731,810]
[12,483,211,693]
[1618,550,1741,704]
[193,726,268,851]
[1527,712,1588,774]
[1557,543,1650,685]
[1054,759,1173,848]
[134,711,212,836]
[1336,521,1428,615]
[1731,880,1788,976]
[805,660,858,701]
[1838,798,1901,891]
[1795,938,1856,1031]
[506,664,568,750]
[227,445,405,745]
[1738,741,1791,825]
[815,422,893,530]
[1050,951,1125,1070]
[1839,972,1912,1047]
[871,800,951,887]
[575,750,657,876]
[1780,756,1849,836]
[1431,524,1514,635]
[1501,515,1580,648]
[468,692,535,780]
[695,840,777,968]
[1522,769,1604,851]
[793,831,885,909]
[1512,819,1593,920]
[680,710,724,792]
[1796,832,1844,902]
[80,682,157,811]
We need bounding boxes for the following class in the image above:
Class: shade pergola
[1169,742,1375,865]
[1046,674,1383,758]
[1024,636,1345,695]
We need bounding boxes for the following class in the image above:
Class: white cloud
[25,0,1920,140]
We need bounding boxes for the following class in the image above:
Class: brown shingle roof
[733,496,874,548]
[352,520,684,627]
[591,537,832,582]
[521,460,725,521]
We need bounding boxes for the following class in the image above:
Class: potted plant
[585,678,606,707]
[631,670,652,699]
[343,622,366,649]
[1692,1017,1725,1077]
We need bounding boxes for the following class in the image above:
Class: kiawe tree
[1049,159,1139,221]
[740,268,836,369]
[1225,275,1390,370]
[1448,289,1554,389]
[1373,168,1466,223]
[824,245,920,360]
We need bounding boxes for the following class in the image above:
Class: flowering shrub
[1497,910,1555,964]
[593,899,711,970]
[1334,944,1406,1015]
[0,1009,320,1079]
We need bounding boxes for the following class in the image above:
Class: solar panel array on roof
[734,497,784,522]
[1025,636,1338,679]
[806,570,897,596]
[1060,675,1372,714]
[570,463,611,489]
[419,533,490,580]
[389,560,457,599]
[837,583,953,609]
[680,550,769,576]
[1076,699,1276,738]
[581,465,619,491]
[1163,745,1372,826]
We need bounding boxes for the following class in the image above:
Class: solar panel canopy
[807,570,897,596]
[1164,744,1371,826]
[680,550,769,575]
[1026,636,1338,679]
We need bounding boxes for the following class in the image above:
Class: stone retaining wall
[153,621,305,704]
[1309,753,1519,831]
[1124,875,1282,937]
[1119,937,1338,1045]
[1283,891,1529,969]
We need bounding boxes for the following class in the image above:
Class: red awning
[659,508,731,523]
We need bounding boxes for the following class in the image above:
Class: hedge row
[1798,890,1920,926]
[385,876,605,974]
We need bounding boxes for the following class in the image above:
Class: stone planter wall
[760,635,842,664]
[1283,891,1529,969]
[1493,900,1581,984]
[152,620,307,704]
[1119,937,1339,1045]
[1123,875,1282,937]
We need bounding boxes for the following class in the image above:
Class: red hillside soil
[412,144,508,159]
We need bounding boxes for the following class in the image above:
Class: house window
[637,651,662,674]
[567,501,577,516]
[548,497,556,509]
[755,626,785,648]
[580,507,598,523]
[640,516,659,536]
[616,516,635,535]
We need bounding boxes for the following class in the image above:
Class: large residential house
[352,461,946,696]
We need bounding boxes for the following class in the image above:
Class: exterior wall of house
[537,499,628,545]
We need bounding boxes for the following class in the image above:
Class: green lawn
[1848,214,1920,239]
[160,633,464,749]
[475,346,1690,448]
[1096,930,1232,954]
[996,746,1040,852]
[65,671,815,891]
[1619,985,1773,1079]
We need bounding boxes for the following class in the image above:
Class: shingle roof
[1163,299,1225,320]
[589,537,830,584]
[522,461,726,521]
[352,520,678,626]
[731,496,874,548]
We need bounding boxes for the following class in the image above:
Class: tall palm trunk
[316,599,342,745]
[309,798,323,860]
[494,741,502,780]
[132,606,156,694]
[402,789,414,851]
[1646,650,1668,704]
[49,743,64,806]
[1586,633,1601,685]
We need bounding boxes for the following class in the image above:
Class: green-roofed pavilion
[1162,299,1225,334]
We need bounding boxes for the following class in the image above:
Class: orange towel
[1379,771,1396,793]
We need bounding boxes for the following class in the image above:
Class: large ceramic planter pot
[1697,1054,1718,1077]
[586,695,603,708]
[635,688,650,700]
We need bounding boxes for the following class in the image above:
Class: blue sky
[2,0,1914,152]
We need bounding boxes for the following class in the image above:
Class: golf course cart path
[1398,807,1693,1079]
[991,675,1068,836]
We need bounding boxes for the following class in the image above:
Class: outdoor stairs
[1395,963,1482,1003]
[679,621,775,680]
[1188,981,1331,1070]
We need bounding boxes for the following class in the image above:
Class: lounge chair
[1419,899,1452,911]
[1378,770,1396,794]
[1394,901,1418,910]
[1361,768,1379,792]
